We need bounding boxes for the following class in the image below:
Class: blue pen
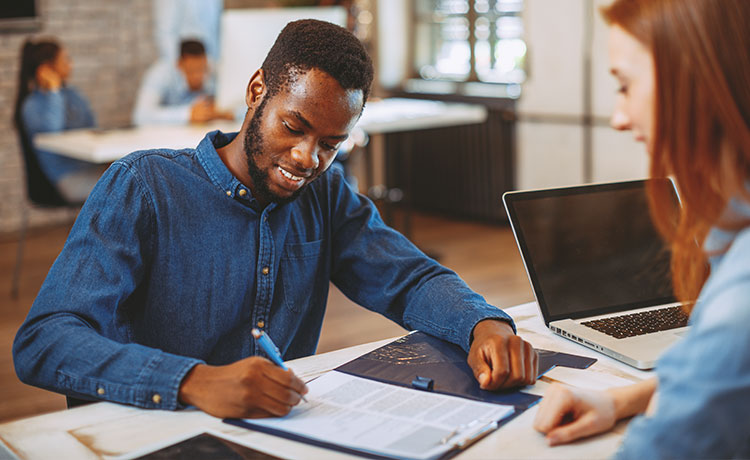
[251,328,307,402]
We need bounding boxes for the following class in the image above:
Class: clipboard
[224,333,596,460]
[226,371,517,460]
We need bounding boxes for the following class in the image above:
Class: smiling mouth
[278,166,304,182]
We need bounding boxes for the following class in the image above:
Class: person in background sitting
[533,0,750,457]
[132,39,233,126]
[13,38,105,204]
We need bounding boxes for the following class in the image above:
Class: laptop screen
[503,179,678,324]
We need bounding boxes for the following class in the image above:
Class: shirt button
[261,267,270,275]
[97,387,105,395]
[226,190,231,196]
[257,320,265,328]
[152,394,162,404]
[239,189,247,197]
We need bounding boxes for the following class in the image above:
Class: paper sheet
[243,371,515,460]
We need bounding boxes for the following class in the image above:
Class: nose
[610,103,630,131]
[290,140,320,171]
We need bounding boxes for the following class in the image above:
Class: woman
[533,0,750,458]
[13,39,104,203]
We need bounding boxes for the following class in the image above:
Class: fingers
[534,384,617,446]
[533,384,575,434]
[265,366,308,395]
[467,343,494,389]
[472,337,537,390]
[251,364,304,411]
[545,412,602,446]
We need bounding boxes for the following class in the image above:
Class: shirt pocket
[280,239,325,313]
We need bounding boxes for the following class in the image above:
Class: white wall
[516,0,647,190]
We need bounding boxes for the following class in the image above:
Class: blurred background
[0,0,646,423]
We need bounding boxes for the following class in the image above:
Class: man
[14,20,537,419]
[132,39,232,126]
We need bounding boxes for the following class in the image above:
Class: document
[235,371,514,460]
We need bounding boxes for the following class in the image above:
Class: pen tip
[251,328,261,338]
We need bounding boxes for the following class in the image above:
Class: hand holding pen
[252,328,307,402]
[177,331,308,419]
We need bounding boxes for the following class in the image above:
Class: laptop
[503,179,689,369]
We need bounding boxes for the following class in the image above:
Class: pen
[251,328,307,402]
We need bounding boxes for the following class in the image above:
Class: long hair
[602,0,750,310]
[13,39,61,131]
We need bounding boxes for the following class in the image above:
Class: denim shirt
[13,130,512,410]
[615,197,750,459]
[21,87,97,183]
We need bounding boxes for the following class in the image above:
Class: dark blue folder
[335,331,596,410]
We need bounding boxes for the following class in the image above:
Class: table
[33,98,487,164]
[0,302,650,460]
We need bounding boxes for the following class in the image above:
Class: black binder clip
[411,376,434,392]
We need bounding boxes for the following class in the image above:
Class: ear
[245,69,266,108]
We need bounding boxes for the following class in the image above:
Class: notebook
[503,179,688,369]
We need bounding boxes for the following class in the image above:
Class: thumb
[473,361,492,388]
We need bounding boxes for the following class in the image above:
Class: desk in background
[34,97,488,240]
[33,98,487,165]
[0,302,649,460]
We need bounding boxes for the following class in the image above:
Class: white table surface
[0,302,651,460]
[33,98,487,164]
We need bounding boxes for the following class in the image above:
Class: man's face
[243,68,363,206]
[178,55,208,92]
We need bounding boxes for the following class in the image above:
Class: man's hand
[190,98,235,123]
[467,319,538,390]
[178,356,308,419]
[189,98,216,123]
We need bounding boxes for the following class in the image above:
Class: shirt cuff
[458,305,516,352]
[134,352,204,410]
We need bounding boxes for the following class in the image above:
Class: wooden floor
[0,211,532,423]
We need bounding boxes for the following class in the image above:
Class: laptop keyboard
[582,306,688,339]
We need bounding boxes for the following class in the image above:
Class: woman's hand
[36,64,62,91]
[533,383,617,445]
[534,378,657,446]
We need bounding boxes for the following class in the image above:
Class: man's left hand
[467,319,538,390]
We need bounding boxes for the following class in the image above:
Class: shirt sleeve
[613,234,750,459]
[22,90,66,135]
[12,161,202,410]
[132,63,192,126]
[327,169,514,352]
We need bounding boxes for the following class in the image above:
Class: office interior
[0,0,647,425]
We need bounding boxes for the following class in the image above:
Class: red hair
[602,0,750,309]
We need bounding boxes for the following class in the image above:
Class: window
[412,0,526,85]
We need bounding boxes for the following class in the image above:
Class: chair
[11,128,80,298]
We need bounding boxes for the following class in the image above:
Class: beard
[243,98,307,206]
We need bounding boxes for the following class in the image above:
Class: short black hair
[180,39,206,58]
[261,19,373,103]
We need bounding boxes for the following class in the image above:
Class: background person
[13,39,105,204]
[132,39,233,126]
[533,0,750,457]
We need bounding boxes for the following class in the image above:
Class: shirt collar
[703,186,750,265]
[195,130,276,211]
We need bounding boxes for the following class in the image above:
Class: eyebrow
[291,111,349,141]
